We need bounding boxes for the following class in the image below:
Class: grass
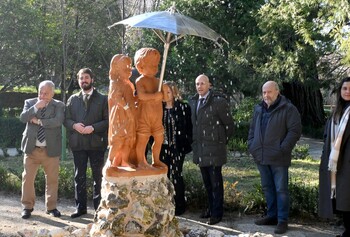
[0,149,321,216]
[0,151,321,195]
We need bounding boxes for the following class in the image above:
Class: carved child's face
[117,58,132,80]
[137,60,158,77]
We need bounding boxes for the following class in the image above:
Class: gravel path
[0,191,342,237]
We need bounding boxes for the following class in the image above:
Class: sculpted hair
[134,48,160,68]
[109,54,132,78]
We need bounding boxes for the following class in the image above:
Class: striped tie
[37,107,46,142]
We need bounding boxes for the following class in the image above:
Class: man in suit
[19,80,65,219]
[189,74,234,225]
[64,68,108,218]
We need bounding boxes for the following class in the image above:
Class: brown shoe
[254,216,278,225]
[274,221,288,234]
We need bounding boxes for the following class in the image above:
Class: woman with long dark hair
[319,77,350,237]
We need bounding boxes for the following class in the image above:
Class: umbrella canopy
[108,4,227,90]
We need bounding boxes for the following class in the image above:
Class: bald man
[189,74,234,225]
[248,81,302,234]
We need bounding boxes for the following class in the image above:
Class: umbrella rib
[169,34,185,44]
[153,29,166,44]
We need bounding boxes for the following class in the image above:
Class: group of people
[20,68,108,220]
[17,46,350,236]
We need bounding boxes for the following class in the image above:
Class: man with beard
[64,68,108,218]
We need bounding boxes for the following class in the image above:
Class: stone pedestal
[90,174,183,237]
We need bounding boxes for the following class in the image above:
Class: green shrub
[289,178,318,217]
[223,180,242,211]
[58,165,75,198]
[0,158,93,199]
[0,117,25,147]
[182,161,207,210]
[240,183,265,214]
[228,138,248,153]
[233,97,258,123]
[1,107,22,118]
[292,144,313,160]
[0,165,21,193]
[232,97,257,142]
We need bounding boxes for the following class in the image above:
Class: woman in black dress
[161,81,193,215]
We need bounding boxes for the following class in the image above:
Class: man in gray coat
[248,81,302,234]
[19,80,65,219]
[189,74,234,225]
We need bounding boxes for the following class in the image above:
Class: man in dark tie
[19,80,65,219]
[189,74,234,225]
[64,68,108,218]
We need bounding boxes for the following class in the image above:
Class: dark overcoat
[189,90,234,167]
[319,117,350,218]
[247,96,302,166]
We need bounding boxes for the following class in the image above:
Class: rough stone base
[90,174,183,237]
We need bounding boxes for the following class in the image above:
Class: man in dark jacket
[64,68,108,218]
[189,74,234,225]
[248,81,301,234]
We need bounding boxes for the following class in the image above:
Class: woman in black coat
[319,77,350,237]
[161,81,192,216]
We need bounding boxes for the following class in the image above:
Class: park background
[0,0,350,227]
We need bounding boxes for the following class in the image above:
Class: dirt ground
[0,191,343,237]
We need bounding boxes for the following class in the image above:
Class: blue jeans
[257,164,289,223]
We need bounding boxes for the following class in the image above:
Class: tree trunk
[282,81,326,128]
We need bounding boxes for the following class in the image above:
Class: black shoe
[200,209,211,218]
[21,208,33,219]
[254,216,278,226]
[175,208,186,216]
[46,208,61,217]
[274,221,288,234]
[70,209,87,218]
[207,216,222,225]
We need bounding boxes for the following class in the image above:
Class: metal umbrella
[108,4,227,91]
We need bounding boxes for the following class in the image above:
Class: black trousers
[72,150,105,210]
[200,166,223,218]
[342,211,350,237]
[160,145,186,213]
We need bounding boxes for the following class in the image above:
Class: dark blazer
[189,90,234,167]
[64,89,108,151]
[20,98,65,157]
